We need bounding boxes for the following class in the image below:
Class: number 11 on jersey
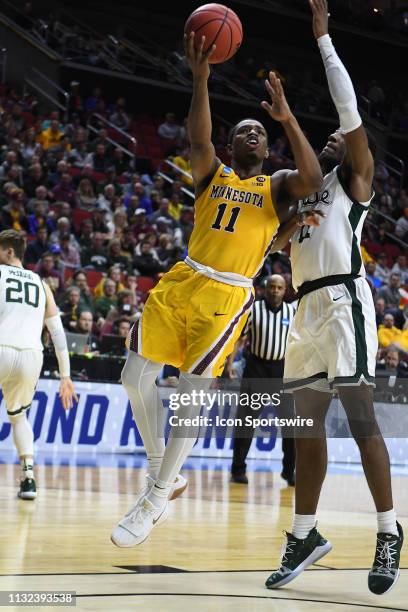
[211,203,241,233]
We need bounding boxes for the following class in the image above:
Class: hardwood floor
[0,460,406,611]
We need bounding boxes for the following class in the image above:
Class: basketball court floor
[0,451,407,611]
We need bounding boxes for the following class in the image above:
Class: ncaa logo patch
[282,318,290,326]
[256,176,266,183]
[221,166,232,175]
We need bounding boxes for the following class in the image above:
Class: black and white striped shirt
[245,299,296,361]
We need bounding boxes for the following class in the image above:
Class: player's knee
[121,359,134,389]
[8,407,29,425]
[121,353,160,389]
[295,437,326,453]
[121,352,142,388]
[342,390,379,440]
[353,432,383,454]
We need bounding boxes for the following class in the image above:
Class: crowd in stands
[11,0,408,135]
[0,84,196,365]
[0,80,407,378]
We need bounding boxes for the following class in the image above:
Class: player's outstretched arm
[43,281,78,410]
[261,72,323,211]
[184,32,221,194]
[270,210,325,253]
[309,0,374,200]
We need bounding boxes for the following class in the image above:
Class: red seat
[141,124,158,136]
[151,158,162,170]
[22,111,35,127]
[106,127,128,145]
[148,146,165,158]
[91,171,107,183]
[72,209,92,233]
[136,114,153,123]
[64,268,74,282]
[69,167,82,177]
[137,276,156,293]
[86,270,104,288]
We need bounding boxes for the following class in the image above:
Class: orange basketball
[184,3,243,64]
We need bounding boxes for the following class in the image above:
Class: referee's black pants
[231,355,295,478]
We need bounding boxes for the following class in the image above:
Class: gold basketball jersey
[188,164,279,278]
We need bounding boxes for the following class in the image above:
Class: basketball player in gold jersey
[110,31,323,547]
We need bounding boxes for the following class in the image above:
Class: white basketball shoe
[111,497,169,547]
[111,474,188,547]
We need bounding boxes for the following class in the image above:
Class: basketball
[184,3,243,64]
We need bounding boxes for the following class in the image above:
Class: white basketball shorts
[284,277,378,392]
[0,346,43,416]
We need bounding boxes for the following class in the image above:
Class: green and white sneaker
[18,476,37,500]
[265,526,332,589]
[368,522,404,595]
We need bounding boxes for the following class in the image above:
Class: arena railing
[99,36,134,75]
[158,161,194,201]
[366,219,408,251]
[359,98,406,193]
[0,0,61,60]
[120,38,191,87]
[121,24,255,101]
[21,7,136,75]
[375,142,405,191]
[164,159,193,185]
[0,0,55,48]
[0,0,35,29]
[0,47,6,84]
[56,9,149,75]
[368,195,408,251]
[165,49,258,101]
[86,113,137,159]
[24,68,70,120]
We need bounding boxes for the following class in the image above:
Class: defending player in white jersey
[265,0,403,597]
[0,230,77,500]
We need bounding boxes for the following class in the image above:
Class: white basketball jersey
[0,265,46,350]
[290,166,373,291]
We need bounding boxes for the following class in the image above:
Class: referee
[228,274,296,485]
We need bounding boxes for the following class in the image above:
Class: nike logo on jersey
[325,54,332,61]
[333,294,345,302]
[214,312,227,316]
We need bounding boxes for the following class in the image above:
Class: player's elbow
[270,238,288,254]
[307,170,324,193]
[189,133,211,150]
[187,120,203,146]
[299,171,323,198]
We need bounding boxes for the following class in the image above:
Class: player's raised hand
[309,0,329,39]
[59,377,78,411]
[261,71,293,123]
[183,32,216,80]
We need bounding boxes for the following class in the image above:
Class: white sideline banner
[0,379,407,465]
